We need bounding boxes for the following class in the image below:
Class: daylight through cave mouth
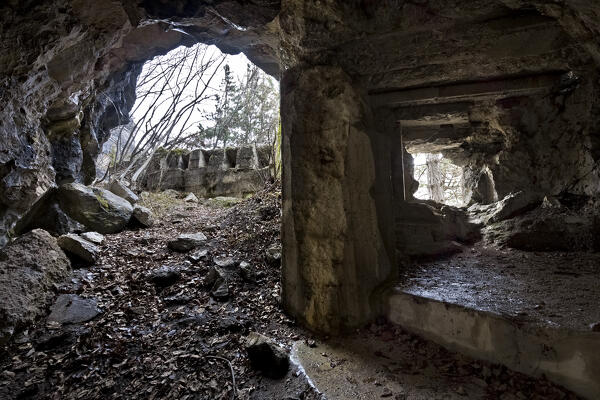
[98,42,280,185]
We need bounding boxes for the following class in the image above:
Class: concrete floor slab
[292,325,581,399]
[387,245,600,399]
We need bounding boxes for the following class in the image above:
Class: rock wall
[140,146,272,198]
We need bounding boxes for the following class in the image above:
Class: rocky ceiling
[1,0,600,241]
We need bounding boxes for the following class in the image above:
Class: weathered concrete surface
[281,66,392,333]
[387,290,600,400]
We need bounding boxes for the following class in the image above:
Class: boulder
[47,294,101,324]
[184,192,199,203]
[488,191,541,223]
[0,230,71,343]
[109,180,139,205]
[484,207,597,251]
[132,205,155,227]
[58,183,133,233]
[245,332,290,379]
[12,188,85,237]
[81,231,105,245]
[57,234,99,264]
[168,232,207,252]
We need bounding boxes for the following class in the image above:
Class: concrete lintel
[370,73,561,108]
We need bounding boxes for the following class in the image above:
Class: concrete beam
[370,73,560,108]
[341,14,578,91]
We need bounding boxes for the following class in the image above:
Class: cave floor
[399,244,600,331]
[0,189,586,399]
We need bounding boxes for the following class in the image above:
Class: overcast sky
[128,43,276,145]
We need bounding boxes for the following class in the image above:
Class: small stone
[214,256,236,268]
[184,192,199,203]
[239,261,255,282]
[149,266,181,287]
[245,332,289,379]
[590,322,600,332]
[57,234,99,264]
[80,231,105,245]
[47,294,101,324]
[203,224,219,232]
[163,294,192,305]
[168,232,207,252]
[258,205,278,221]
[132,205,155,227]
[265,243,282,266]
[187,248,209,263]
[206,266,229,300]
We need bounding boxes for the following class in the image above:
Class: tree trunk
[426,153,444,203]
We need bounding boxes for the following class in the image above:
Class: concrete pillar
[281,66,394,334]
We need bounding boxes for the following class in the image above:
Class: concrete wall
[281,66,395,334]
[140,145,272,198]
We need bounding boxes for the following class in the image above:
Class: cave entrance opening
[98,42,280,188]
[410,152,465,207]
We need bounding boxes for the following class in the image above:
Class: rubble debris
[187,248,209,263]
[206,266,229,300]
[214,256,237,268]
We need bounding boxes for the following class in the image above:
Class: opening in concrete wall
[411,152,465,207]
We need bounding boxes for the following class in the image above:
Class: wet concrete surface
[399,243,600,331]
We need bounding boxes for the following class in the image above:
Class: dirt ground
[0,185,586,399]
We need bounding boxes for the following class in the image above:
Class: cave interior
[1,0,600,398]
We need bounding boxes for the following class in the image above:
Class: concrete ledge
[387,289,600,399]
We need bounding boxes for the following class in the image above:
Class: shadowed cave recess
[1,0,600,399]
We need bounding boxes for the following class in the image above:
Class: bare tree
[426,153,444,203]
[99,44,226,182]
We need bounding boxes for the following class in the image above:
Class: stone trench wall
[139,145,272,198]
[2,0,600,333]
